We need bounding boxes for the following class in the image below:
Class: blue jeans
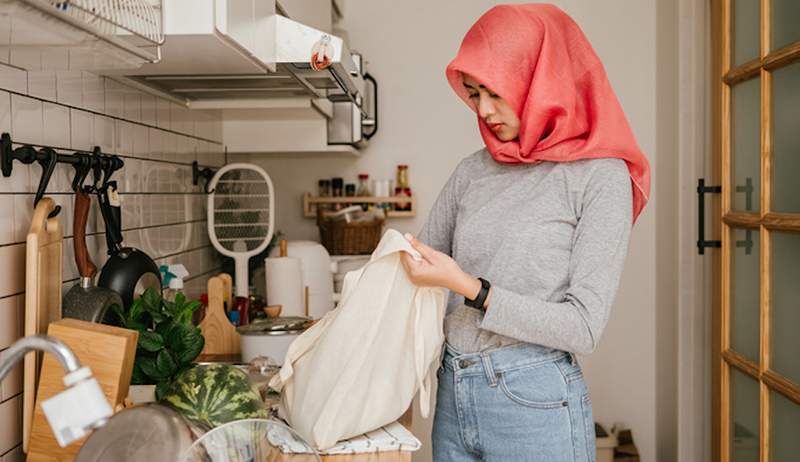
[432,342,596,461]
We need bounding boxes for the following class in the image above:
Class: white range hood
[108,0,375,153]
[116,0,364,109]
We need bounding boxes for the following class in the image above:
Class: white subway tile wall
[0,62,226,458]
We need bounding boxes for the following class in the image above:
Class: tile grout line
[0,218,209,249]
[0,87,224,145]
[0,244,219,301]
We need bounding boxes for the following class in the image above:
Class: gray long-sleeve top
[418,149,633,355]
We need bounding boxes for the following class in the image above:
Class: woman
[399,4,650,461]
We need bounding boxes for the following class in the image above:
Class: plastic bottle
[160,264,189,303]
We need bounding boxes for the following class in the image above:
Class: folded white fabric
[267,421,421,455]
[268,229,447,450]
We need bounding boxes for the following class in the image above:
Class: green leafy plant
[112,288,205,399]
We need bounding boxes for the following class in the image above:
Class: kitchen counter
[197,354,416,461]
[317,408,413,462]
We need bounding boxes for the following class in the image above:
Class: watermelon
[159,364,268,431]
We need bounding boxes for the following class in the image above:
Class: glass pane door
[716,1,800,461]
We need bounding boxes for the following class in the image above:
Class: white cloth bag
[268,229,447,450]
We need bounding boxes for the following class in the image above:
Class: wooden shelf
[303,193,416,218]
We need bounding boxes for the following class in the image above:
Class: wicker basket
[317,210,384,255]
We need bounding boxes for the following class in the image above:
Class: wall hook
[71,153,92,192]
[192,161,216,193]
[34,147,60,218]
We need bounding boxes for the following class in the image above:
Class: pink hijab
[446,3,650,223]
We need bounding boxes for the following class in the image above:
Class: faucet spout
[0,335,81,382]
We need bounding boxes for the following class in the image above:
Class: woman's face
[462,73,520,141]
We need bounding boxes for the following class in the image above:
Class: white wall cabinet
[277,0,333,33]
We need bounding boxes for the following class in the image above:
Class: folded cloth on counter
[269,228,447,450]
[268,421,421,455]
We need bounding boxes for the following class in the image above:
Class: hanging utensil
[207,163,275,305]
[94,153,161,308]
[63,155,124,322]
[22,197,63,452]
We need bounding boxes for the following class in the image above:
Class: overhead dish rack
[0,0,163,70]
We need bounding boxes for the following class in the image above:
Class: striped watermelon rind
[159,364,268,431]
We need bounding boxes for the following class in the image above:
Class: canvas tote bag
[268,228,447,450]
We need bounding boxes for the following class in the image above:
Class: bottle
[331,177,344,211]
[318,179,332,212]
[160,264,189,303]
[394,165,412,211]
[345,183,356,208]
[356,173,372,210]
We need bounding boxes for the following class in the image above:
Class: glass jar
[356,173,372,210]
[331,177,344,211]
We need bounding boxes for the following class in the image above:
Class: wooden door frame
[712,1,800,461]
[710,2,722,461]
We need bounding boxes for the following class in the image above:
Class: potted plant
[112,288,205,401]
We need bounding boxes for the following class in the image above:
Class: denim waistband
[442,341,574,385]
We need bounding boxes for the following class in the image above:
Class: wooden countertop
[197,354,416,461]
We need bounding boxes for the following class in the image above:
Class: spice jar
[331,177,344,211]
[394,165,412,211]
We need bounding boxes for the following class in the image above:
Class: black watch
[464,277,491,310]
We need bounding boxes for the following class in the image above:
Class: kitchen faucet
[0,335,112,447]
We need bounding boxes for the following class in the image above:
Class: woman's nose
[477,94,495,119]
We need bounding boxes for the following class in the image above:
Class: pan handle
[97,185,123,254]
[74,188,97,279]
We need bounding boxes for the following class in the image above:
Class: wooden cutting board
[23,197,63,453]
[199,273,240,355]
[27,319,138,462]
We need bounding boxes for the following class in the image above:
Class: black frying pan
[95,157,161,308]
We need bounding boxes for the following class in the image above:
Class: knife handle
[74,188,97,279]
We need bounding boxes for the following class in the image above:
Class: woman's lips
[489,122,503,132]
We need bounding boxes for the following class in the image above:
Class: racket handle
[234,256,249,298]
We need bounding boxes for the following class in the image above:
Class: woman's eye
[489,92,499,98]
[468,93,479,99]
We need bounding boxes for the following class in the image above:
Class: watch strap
[465,277,490,310]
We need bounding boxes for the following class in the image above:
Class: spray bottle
[160,264,189,303]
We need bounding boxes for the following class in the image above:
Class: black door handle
[697,178,721,255]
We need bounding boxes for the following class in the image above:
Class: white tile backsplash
[10,95,42,145]
[42,102,70,148]
[56,70,82,107]
[0,61,222,450]
[93,115,115,153]
[0,244,25,297]
[0,199,13,245]
[0,396,21,454]
[141,93,156,126]
[0,295,20,350]
[0,65,25,95]
[0,91,10,134]
[12,196,32,243]
[122,85,141,122]
[156,97,170,129]
[70,108,94,151]
[104,79,124,119]
[82,72,104,113]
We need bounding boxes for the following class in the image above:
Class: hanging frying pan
[94,154,162,308]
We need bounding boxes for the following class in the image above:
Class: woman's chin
[496,132,518,142]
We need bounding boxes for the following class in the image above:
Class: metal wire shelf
[0,0,163,66]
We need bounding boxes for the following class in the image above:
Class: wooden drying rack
[303,193,417,218]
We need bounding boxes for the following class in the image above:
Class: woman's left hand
[400,233,481,299]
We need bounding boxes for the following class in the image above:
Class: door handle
[697,178,721,255]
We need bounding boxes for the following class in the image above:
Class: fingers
[404,233,436,260]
